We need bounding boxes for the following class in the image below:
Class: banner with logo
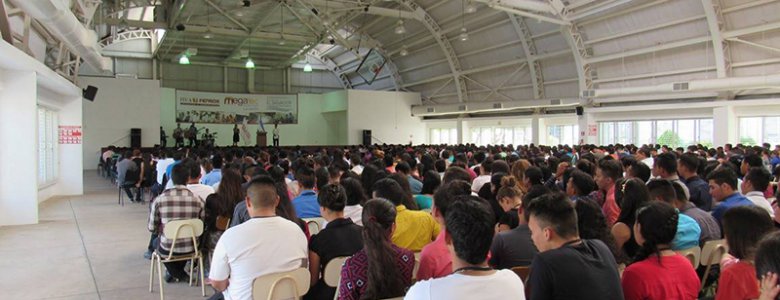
[175,90,298,125]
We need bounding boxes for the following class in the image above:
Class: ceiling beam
[203,0,249,32]
[307,0,419,20]
[701,0,730,79]
[223,2,284,62]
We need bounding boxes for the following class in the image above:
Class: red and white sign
[588,125,598,137]
[59,125,82,144]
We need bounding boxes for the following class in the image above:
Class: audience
[201,154,223,186]
[526,192,623,300]
[340,177,366,226]
[652,152,690,199]
[184,158,215,201]
[621,201,701,299]
[645,179,702,250]
[611,178,650,262]
[471,157,494,193]
[566,169,596,203]
[743,167,774,216]
[417,180,471,280]
[406,196,526,299]
[755,231,780,300]
[595,159,623,226]
[203,168,244,270]
[373,178,439,252]
[339,199,414,300]
[293,166,321,218]
[717,206,775,300]
[575,199,620,263]
[306,184,363,300]
[148,162,205,283]
[663,178,721,244]
[496,176,524,232]
[395,161,423,195]
[489,180,539,269]
[208,176,308,300]
[708,167,755,227]
[678,153,713,211]
[414,170,441,210]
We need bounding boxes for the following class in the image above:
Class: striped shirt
[148,185,205,253]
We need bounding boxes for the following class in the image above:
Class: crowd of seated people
[97,141,780,299]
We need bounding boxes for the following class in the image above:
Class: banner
[175,90,298,125]
[59,125,82,144]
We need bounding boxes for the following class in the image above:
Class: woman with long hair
[413,170,441,210]
[339,199,414,300]
[621,201,700,300]
[340,177,367,226]
[496,176,523,232]
[611,178,650,263]
[510,159,531,193]
[388,173,419,210]
[716,206,775,300]
[575,199,620,262]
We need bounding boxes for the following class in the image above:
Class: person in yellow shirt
[372,178,440,251]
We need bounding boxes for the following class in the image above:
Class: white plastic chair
[252,268,310,300]
[303,217,326,235]
[700,239,728,288]
[325,256,350,300]
[675,246,701,268]
[148,219,206,300]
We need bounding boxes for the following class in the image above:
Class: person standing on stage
[233,124,240,146]
[272,122,280,147]
[188,122,198,147]
[173,123,184,148]
[160,126,167,148]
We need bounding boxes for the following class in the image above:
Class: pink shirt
[603,186,620,227]
[416,231,452,281]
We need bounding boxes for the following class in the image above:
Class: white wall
[0,70,39,225]
[38,88,83,202]
[80,77,161,167]
[347,90,425,145]
[160,90,348,147]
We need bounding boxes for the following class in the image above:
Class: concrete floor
[0,171,215,300]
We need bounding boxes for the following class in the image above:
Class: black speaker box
[83,85,98,101]
[362,130,372,146]
[576,106,584,116]
[131,128,141,148]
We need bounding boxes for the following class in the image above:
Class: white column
[578,111,597,145]
[0,70,39,225]
[713,105,737,145]
[532,116,546,145]
[456,118,465,144]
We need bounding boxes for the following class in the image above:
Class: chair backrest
[303,217,326,229]
[323,257,350,287]
[700,239,727,267]
[511,266,532,283]
[306,221,320,235]
[675,246,701,268]
[162,219,204,258]
[215,216,231,231]
[252,268,310,300]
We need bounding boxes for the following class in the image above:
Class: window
[430,128,458,144]
[598,119,713,147]
[38,106,58,186]
[547,124,578,146]
[739,116,780,145]
[469,125,532,146]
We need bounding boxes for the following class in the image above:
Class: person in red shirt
[416,180,471,280]
[621,201,700,300]
[716,206,775,300]
[595,159,622,226]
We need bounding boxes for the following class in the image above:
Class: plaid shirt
[148,185,205,253]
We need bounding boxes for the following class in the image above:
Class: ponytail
[633,202,678,264]
[361,199,405,299]
[497,176,523,201]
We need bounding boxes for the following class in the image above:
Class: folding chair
[251,268,310,300]
[149,219,206,300]
[700,239,728,288]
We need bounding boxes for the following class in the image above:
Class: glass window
[38,106,58,186]
[598,118,713,147]
[548,124,578,146]
[677,120,695,147]
[764,117,780,145]
[637,121,653,145]
[616,122,632,145]
[739,117,762,145]
[430,128,458,145]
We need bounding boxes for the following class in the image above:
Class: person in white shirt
[184,160,215,202]
[471,158,494,193]
[635,148,654,169]
[209,176,308,300]
[155,152,174,185]
[742,167,774,216]
[405,195,525,300]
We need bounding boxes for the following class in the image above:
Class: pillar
[713,105,737,146]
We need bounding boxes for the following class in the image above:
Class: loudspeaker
[130,128,141,148]
[362,130,372,146]
[575,106,584,116]
[83,85,98,101]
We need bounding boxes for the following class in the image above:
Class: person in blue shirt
[708,167,754,228]
[163,151,184,189]
[292,166,320,218]
[646,179,701,250]
[201,154,223,186]
[395,161,422,195]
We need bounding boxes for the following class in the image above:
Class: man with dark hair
[471,157,494,193]
[442,166,472,185]
[741,154,764,177]
[653,152,690,199]
[526,192,623,300]
[635,148,654,168]
[645,180,703,250]
[209,176,307,300]
[395,161,422,194]
[742,167,773,216]
[116,150,140,201]
[678,153,713,211]
[184,159,215,202]
[566,169,596,203]
[406,196,525,299]
[148,162,205,282]
[417,180,472,280]
[594,159,623,226]
[434,159,447,178]
[373,178,439,252]
[625,160,651,183]
[708,167,754,226]
[201,154,223,186]
[292,166,320,218]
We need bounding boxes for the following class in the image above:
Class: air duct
[10,0,111,72]
[590,73,780,98]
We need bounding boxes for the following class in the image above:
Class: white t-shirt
[156,158,174,184]
[405,269,525,300]
[187,184,215,202]
[210,217,308,300]
[343,204,363,226]
[745,191,774,217]
[471,175,491,193]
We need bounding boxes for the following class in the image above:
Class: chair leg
[157,258,165,300]
[149,255,156,292]
[189,258,195,286]
[199,256,206,297]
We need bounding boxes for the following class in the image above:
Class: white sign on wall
[175,90,298,124]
